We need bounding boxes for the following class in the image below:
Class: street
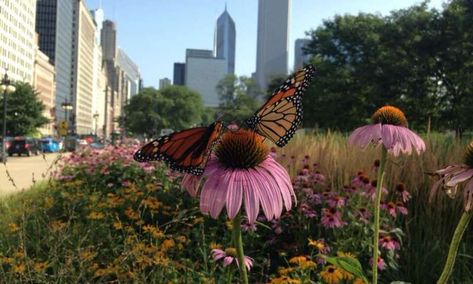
[0,153,62,195]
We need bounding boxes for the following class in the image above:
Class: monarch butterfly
[133,121,223,175]
[246,64,315,147]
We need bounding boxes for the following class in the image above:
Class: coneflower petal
[226,170,243,220]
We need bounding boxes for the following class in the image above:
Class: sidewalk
[0,153,62,195]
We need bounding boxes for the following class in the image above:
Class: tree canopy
[121,86,204,137]
[0,82,49,136]
[303,0,473,134]
[216,74,260,124]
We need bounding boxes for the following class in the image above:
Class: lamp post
[0,71,16,163]
[61,100,73,135]
[93,112,99,136]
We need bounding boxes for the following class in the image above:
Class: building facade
[117,48,141,98]
[0,0,37,83]
[214,6,236,74]
[36,0,74,124]
[71,0,96,134]
[185,49,226,107]
[255,0,291,90]
[159,78,171,89]
[173,63,185,85]
[33,46,56,136]
[294,38,311,70]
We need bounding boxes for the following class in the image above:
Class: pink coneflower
[431,141,473,212]
[364,180,388,200]
[348,106,425,156]
[370,256,386,271]
[299,203,318,219]
[327,195,346,208]
[182,129,295,224]
[379,235,400,251]
[302,155,310,166]
[357,207,372,224]
[211,248,254,271]
[321,208,346,229]
[381,201,408,218]
[311,170,326,184]
[395,183,411,202]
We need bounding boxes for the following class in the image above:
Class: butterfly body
[133,121,223,175]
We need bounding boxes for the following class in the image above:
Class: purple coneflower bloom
[321,208,346,228]
[211,248,254,271]
[370,256,386,271]
[327,195,346,208]
[357,207,372,224]
[348,106,425,156]
[182,129,295,224]
[395,183,411,203]
[431,141,473,212]
[379,235,400,251]
[381,201,408,218]
[364,180,388,201]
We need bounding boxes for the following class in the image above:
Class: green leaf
[324,255,369,283]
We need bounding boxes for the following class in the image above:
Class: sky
[86,0,446,88]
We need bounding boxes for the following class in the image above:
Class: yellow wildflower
[113,221,123,230]
[141,197,161,210]
[143,225,164,239]
[50,220,67,232]
[210,242,222,250]
[13,251,25,259]
[12,263,26,274]
[193,217,204,224]
[278,267,294,276]
[289,256,307,265]
[8,223,20,233]
[353,278,367,284]
[33,261,48,272]
[80,250,97,262]
[125,207,140,220]
[87,211,105,220]
[1,257,14,264]
[106,194,124,207]
[319,265,343,284]
[336,252,356,280]
[308,238,327,252]
[160,239,175,251]
[44,197,54,209]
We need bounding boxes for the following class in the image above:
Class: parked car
[8,137,41,157]
[41,138,60,153]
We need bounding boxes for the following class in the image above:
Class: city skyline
[87,0,445,88]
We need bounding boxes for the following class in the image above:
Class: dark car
[8,137,42,157]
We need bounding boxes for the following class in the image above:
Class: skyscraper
[255,0,291,90]
[36,0,74,123]
[214,5,236,74]
[173,63,185,86]
[294,38,311,70]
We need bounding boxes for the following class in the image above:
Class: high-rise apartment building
[101,20,117,61]
[33,44,56,136]
[294,39,311,70]
[214,6,236,74]
[0,0,37,83]
[173,63,185,86]
[117,48,141,98]
[185,49,226,107]
[255,0,290,90]
[159,78,171,89]
[36,0,74,123]
[71,0,96,134]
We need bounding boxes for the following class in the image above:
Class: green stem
[232,213,248,284]
[437,210,473,284]
[372,147,387,284]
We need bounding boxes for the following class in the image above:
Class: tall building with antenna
[214,4,236,74]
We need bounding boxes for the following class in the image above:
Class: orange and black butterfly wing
[134,121,223,175]
[246,64,315,147]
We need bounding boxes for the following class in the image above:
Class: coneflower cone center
[215,129,268,169]
[464,141,473,168]
[371,106,408,127]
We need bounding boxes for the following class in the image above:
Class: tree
[216,75,259,123]
[121,87,163,137]
[121,86,205,137]
[0,82,49,136]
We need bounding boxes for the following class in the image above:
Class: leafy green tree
[0,82,49,136]
[121,86,204,137]
[121,87,163,137]
[216,75,259,123]
[159,86,204,130]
